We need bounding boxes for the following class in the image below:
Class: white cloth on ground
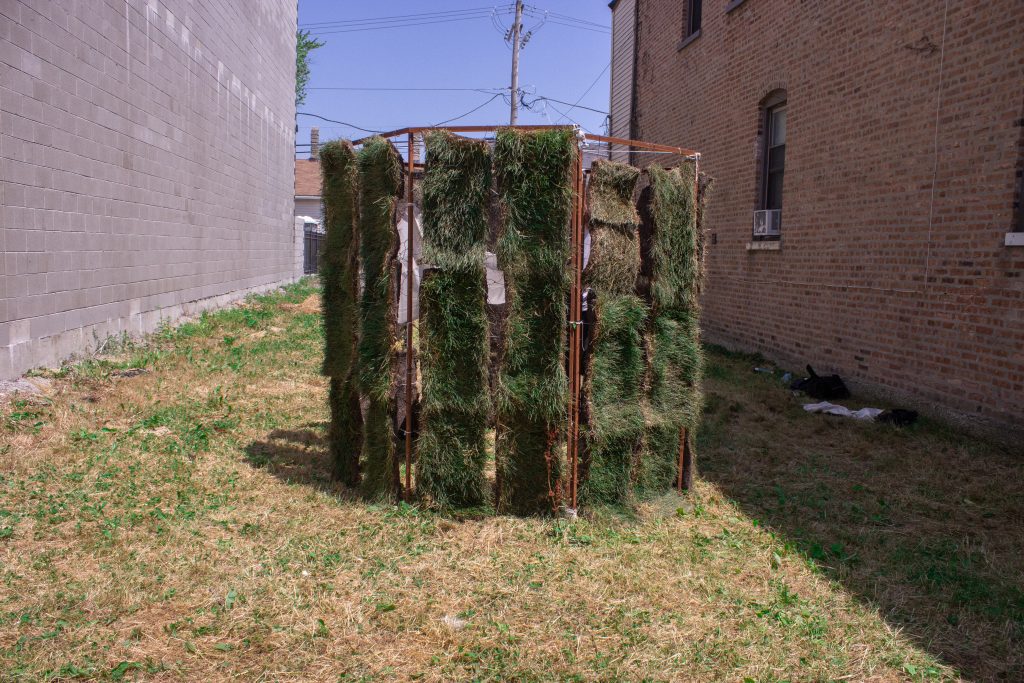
[802,401,883,421]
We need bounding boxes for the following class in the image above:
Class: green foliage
[319,140,360,379]
[580,160,645,505]
[636,162,704,498]
[295,30,325,107]
[646,164,700,312]
[328,379,362,487]
[356,137,403,500]
[493,128,576,515]
[319,140,362,485]
[417,132,491,507]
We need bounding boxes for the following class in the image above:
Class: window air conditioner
[752,209,782,237]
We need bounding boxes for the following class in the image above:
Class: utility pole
[509,0,523,124]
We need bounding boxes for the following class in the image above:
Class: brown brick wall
[630,0,1024,432]
[1,0,298,377]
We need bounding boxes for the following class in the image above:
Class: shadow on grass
[697,346,1024,681]
[244,422,360,500]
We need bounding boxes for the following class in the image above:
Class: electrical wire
[554,63,611,124]
[308,86,508,93]
[305,14,511,36]
[296,111,381,134]
[521,7,609,33]
[300,7,511,29]
[432,92,505,127]
[525,95,608,116]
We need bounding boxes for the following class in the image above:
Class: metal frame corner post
[404,132,415,502]
[566,144,585,511]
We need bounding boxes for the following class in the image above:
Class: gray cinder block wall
[0,0,300,378]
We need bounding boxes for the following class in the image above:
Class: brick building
[1,0,300,379]
[610,0,1024,434]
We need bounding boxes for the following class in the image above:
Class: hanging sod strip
[579,160,646,505]
[636,162,704,495]
[356,137,403,500]
[493,128,576,515]
[319,140,363,486]
[417,132,491,507]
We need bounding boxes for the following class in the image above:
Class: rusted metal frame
[573,147,586,509]
[355,127,699,158]
[565,145,585,511]
[354,124,573,145]
[585,133,699,157]
[404,132,416,502]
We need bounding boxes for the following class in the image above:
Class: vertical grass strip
[417,131,491,507]
[636,162,704,496]
[356,137,403,500]
[579,160,646,505]
[319,140,362,486]
[493,128,576,515]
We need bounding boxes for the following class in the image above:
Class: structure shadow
[244,422,360,501]
[696,355,1024,681]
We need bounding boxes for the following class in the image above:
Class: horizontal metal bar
[585,133,699,156]
[352,126,701,159]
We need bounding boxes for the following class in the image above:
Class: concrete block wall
[628,0,1024,434]
[0,0,300,378]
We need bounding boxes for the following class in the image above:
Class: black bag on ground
[790,365,850,400]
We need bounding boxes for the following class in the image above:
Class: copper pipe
[571,149,585,509]
[404,132,415,502]
[565,147,585,511]
[568,152,579,510]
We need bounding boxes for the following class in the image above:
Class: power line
[305,14,510,36]
[521,7,610,33]
[308,86,508,93]
[555,63,610,124]
[300,7,511,29]
[433,92,505,127]
[526,94,608,116]
[296,111,380,134]
[537,9,609,29]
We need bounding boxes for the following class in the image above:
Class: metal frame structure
[353,125,700,507]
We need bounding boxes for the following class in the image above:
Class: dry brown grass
[0,279,1015,681]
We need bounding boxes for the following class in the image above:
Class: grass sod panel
[579,160,646,505]
[356,137,403,500]
[319,140,362,485]
[417,132,491,507]
[493,128,576,515]
[635,162,704,497]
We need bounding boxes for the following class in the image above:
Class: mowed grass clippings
[493,128,576,516]
[319,139,362,486]
[580,160,647,506]
[356,137,403,501]
[0,278,1014,680]
[417,131,491,507]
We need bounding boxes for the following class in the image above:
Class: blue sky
[295,1,613,156]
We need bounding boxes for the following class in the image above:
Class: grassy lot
[0,279,1020,681]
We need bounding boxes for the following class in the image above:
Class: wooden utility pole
[509,0,523,124]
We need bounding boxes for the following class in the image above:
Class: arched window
[752,90,787,240]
